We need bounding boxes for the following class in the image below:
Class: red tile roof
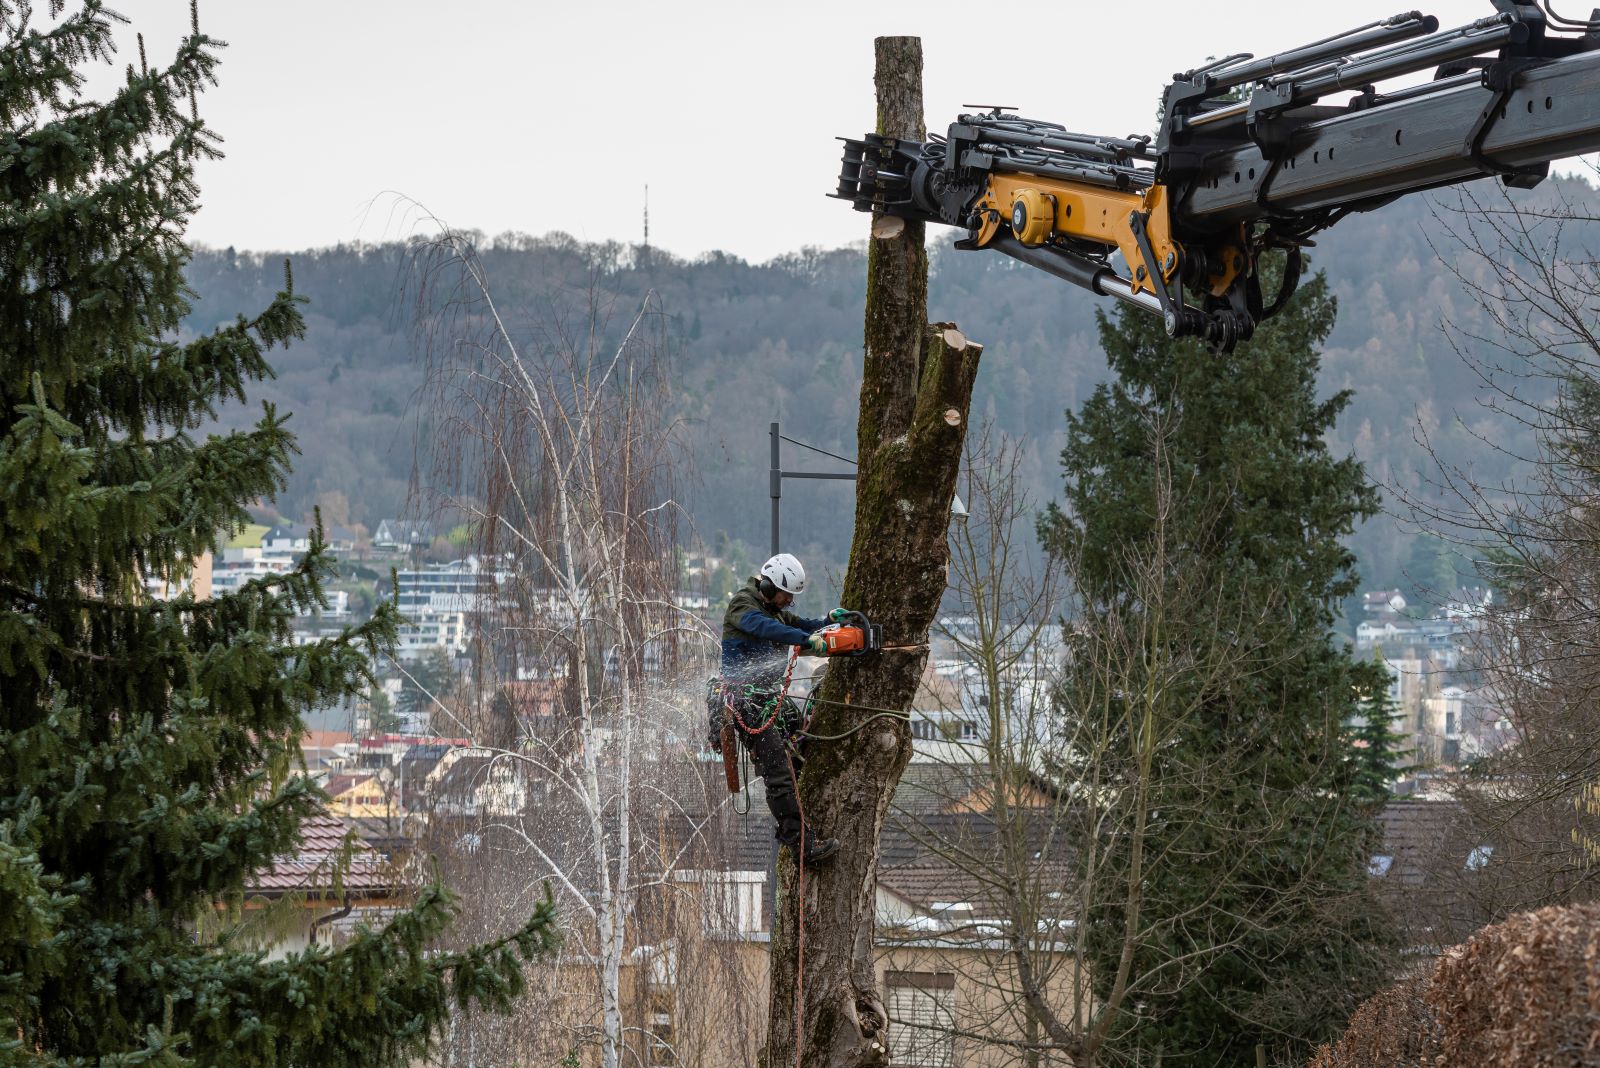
[323,772,376,797]
[246,813,396,899]
[301,729,353,751]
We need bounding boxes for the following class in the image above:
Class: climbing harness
[709,649,805,797]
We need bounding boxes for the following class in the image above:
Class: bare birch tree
[410,225,716,1067]
[1401,169,1600,920]
[422,791,775,1068]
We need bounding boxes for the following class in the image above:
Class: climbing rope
[801,710,912,742]
[789,728,808,1068]
[797,690,912,741]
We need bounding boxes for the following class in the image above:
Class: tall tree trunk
[763,35,982,1068]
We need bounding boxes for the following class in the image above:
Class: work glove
[707,729,724,755]
[806,634,828,656]
[828,608,852,624]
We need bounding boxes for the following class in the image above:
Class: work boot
[797,834,840,865]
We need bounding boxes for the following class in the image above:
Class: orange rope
[790,703,808,1068]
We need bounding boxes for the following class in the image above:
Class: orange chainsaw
[816,610,881,657]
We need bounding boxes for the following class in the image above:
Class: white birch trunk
[415,224,697,1067]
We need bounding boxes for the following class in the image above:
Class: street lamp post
[769,422,858,556]
[768,420,965,555]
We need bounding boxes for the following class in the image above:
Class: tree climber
[714,552,848,863]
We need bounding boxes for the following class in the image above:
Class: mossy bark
[762,36,982,1068]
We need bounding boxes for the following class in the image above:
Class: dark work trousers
[734,694,805,846]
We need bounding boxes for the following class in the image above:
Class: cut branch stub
[872,215,906,241]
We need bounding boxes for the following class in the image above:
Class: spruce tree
[1350,664,1412,810]
[1042,268,1399,1064]
[0,5,553,1064]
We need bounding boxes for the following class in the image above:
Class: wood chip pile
[1310,903,1600,1067]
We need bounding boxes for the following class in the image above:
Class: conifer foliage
[1350,666,1411,813]
[1042,268,1399,1064]
[0,4,554,1064]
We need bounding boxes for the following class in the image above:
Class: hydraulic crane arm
[833,0,1600,351]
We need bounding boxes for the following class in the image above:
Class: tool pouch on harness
[706,678,741,793]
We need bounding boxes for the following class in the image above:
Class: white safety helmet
[759,553,807,595]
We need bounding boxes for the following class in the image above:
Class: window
[645,1007,676,1065]
[886,971,956,1067]
[673,870,764,935]
[643,947,678,1065]
[1466,845,1495,871]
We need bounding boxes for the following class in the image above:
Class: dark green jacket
[719,577,824,681]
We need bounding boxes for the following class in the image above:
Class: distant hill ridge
[181,176,1600,603]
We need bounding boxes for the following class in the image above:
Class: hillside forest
[181,176,1600,617]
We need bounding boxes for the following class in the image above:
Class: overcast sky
[104,1,1587,260]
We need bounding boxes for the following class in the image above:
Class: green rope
[797,693,912,742]
[799,710,912,742]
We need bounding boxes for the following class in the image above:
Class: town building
[141,550,212,600]
[392,557,507,659]
[209,546,295,594]
[373,518,436,551]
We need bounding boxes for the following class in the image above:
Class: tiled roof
[1371,796,1506,945]
[891,762,1008,815]
[877,859,1075,918]
[429,754,499,795]
[886,806,1071,860]
[302,729,353,750]
[247,813,396,898]
[323,772,376,797]
[398,745,450,783]
[348,816,415,859]
[1374,797,1470,885]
